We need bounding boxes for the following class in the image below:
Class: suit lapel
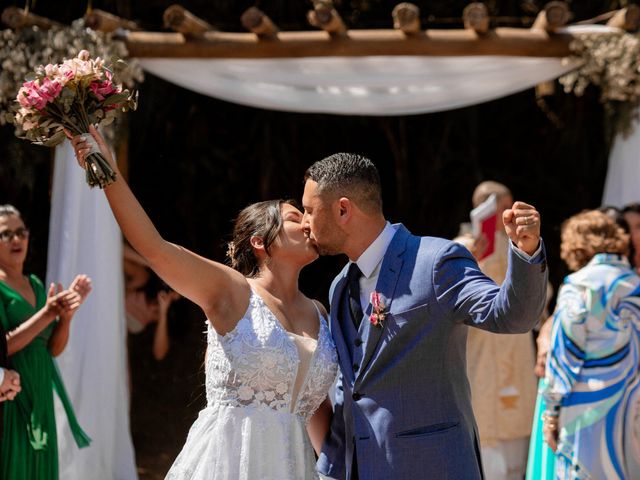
[329,273,356,385]
[357,226,409,380]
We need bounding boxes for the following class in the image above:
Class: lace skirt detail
[165,403,319,480]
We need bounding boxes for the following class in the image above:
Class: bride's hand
[64,125,116,170]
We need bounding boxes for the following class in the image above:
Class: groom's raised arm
[432,239,548,333]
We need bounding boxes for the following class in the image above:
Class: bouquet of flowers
[12,50,137,188]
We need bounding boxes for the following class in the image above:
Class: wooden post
[163,5,213,37]
[308,1,347,37]
[463,3,490,35]
[607,5,640,32]
[531,1,571,32]
[1,7,62,29]
[241,7,278,40]
[392,3,421,35]
[84,9,139,32]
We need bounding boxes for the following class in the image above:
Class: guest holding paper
[465,181,538,480]
[0,205,91,480]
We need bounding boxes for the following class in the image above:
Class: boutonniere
[369,291,388,328]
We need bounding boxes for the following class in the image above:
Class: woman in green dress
[0,205,92,479]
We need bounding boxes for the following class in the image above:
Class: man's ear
[337,197,352,224]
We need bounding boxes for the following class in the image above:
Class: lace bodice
[205,291,338,423]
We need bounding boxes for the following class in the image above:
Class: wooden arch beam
[463,3,490,35]
[392,3,421,35]
[308,1,347,37]
[123,28,573,58]
[84,9,139,32]
[1,7,62,29]
[163,5,213,37]
[607,5,640,32]
[531,1,571,32]
[241,7,278,40]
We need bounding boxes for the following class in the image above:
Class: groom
[302,154,547,479]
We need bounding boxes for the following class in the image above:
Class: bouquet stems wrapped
[12,50,137,188]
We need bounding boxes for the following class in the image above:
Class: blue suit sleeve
[317,372,346,479]
[433,240,548,333]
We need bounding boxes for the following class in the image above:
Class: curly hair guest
[560,209,630,271]
[540,210,640,479]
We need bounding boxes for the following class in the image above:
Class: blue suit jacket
[317,225,548,480]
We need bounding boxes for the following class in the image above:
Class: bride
[67,127,338,479]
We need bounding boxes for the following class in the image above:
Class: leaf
[102,91,130,106]
[39,130,66,147]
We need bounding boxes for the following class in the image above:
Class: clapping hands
[46,275,92,322]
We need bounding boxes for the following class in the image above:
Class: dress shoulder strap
[311,300,329,324]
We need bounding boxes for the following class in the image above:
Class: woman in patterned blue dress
[541,210,640,480]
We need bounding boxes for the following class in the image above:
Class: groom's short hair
[304,153,382,214]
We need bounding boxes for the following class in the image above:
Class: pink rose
[17,86,32,108]
[38,78,63,103]
[89,80,119,101]
[17,82,47,110]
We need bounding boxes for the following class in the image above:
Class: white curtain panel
[140,55,580,115]
[602,123,640,207]
[48,141,138,480]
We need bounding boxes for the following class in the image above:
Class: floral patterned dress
[542,254,640,480]
[166,290,338,480]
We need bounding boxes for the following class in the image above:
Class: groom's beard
[310,236,346,257]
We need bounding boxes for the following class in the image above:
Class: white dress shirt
[351,222,397,313]
[0,367,4,386]
[349,222,543,313]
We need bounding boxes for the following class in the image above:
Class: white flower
[262,354,276,369]
[264,391,275,401]
[237,385,254,401]
[275,382,288,395]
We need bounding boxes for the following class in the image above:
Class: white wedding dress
[166,290,339,480]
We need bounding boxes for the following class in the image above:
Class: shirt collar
[355,222,397,279]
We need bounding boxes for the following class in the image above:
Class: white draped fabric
[49,141,138,480]
[602,124,640,207]
[140,55,579,115]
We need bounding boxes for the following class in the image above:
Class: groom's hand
[503,201,541,256]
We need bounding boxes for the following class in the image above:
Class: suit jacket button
[354,338,363,346]
[352,392,362,401]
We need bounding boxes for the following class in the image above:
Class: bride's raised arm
[66,126,249,331]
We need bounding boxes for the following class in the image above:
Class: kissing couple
[69,128,548,480]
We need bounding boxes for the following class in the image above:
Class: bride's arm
[307,397,333,456]
[67,126,249,330]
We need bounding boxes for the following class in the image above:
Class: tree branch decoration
[560,31,640,137]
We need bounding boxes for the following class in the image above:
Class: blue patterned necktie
[347,262,363,328]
